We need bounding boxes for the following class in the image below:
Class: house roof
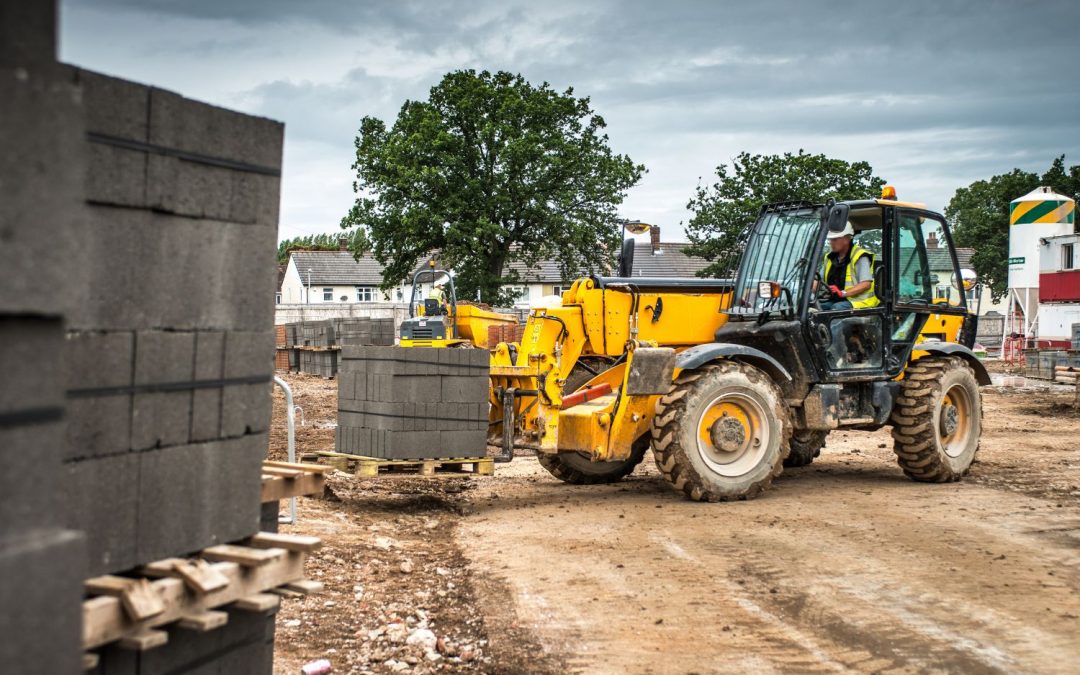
[503,242,712,283]
[289,250,386,285]
[927,246,974,272]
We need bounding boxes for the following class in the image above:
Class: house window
[552,286,566,296]
[1063,243,1075,270]
[356,286,376,302]
[275,292,281,305]
[322,288,333,301]
[504,286,529,304]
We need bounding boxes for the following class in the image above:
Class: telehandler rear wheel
[891,356,981,482]
[783,430,828,468]
[651,361,790,501]
[536,436,649,485]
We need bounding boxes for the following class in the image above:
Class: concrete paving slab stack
[60,67,282,580]
[0,2,86,671]
[337,347,489,459]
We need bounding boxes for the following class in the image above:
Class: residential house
[280,245,407,305]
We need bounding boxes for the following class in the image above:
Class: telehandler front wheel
[891,356,982,482]
[536,436,649,485]
[651,361,790,502]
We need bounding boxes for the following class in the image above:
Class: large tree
[685,151,885,278]
[342,70,644,305]
[945,156,1079,303]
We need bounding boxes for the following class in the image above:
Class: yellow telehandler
[488,189,988,501]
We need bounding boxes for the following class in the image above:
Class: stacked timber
[336,347,489,459]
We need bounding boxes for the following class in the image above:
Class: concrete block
[439,430,487,458]
[68,207,276,331]
[136,438,266,563]
[0,0,56,65]
[63,454,139,575]
[0,529,85,675]
[132,331,195,450]
[192,331,224,442]
[0,316,63,413]
[440,375,489,403]
[0,422,64,525]
[148,86,284,171]
[63,330,134,460]
[79,68,150,141]
[0,64,85,316]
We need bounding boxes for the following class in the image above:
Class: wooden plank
[83,550,308,649]
[264,460,330,474]
[178,610,228,632]
[85,576,164,621]
[262,466,304,479]
[282,579,324,595]
[260,472,325,502]
[201,545,283,568]
[118,628,168,651]
[249,532,322,553]
[233,593,280,613]
[173,559,230,594]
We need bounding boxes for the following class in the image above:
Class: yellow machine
[489,190,989,500]
[399,263,518,348]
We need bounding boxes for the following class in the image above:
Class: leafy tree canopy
[685,151,885,278]
[341,69,644,305]
[946,155,1080,302]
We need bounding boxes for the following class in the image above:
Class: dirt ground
[268,372,1079,674]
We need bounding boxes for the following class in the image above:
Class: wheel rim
[939,384,972,458]
[696,392,769,477]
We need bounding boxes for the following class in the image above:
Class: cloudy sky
[61,0,1080,243]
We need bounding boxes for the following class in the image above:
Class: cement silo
[1005,186,1076,342]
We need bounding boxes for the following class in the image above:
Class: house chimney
[339,237,349,251]
[926,231,938,250]
[650,225,662,255]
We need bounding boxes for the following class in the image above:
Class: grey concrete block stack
[1,2,282,670]
[334,317,395,346]
[0,1,86,672]
[59,68,281,578]
[337,347,489,459]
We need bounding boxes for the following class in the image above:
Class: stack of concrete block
[302,320,336,347]
[337,347,489,459]
[284,323,300,347]
[301,349,339,378]
[0,4,86,667]
[335,317,395,346]
[61,68,281,577]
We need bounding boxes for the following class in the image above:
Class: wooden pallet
[296,345,340,352]
[82,533,322,658]
[260,460,329,502]
[316,450,494,477]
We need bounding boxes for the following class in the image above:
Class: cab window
[894,212,965,308]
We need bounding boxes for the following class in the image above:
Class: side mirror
[617,238,635,277]
[955,268,978,291]
[825,203,850,234]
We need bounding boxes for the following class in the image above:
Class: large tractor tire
[537,436,649,485]
[891,356,982,482]
[536,358,646,485]
[651,361,790,502]
[784,430,828,468]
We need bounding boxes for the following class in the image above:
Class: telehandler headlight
[758,281,781,300]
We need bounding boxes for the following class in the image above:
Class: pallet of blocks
[335,346,491,465]
[81,532,323,673]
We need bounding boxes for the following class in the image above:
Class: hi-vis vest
[824,245,880,309]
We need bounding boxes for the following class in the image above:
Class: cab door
[889,209,968,373]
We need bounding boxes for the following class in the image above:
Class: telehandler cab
[488,189,989,501]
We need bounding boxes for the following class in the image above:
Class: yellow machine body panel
[453,304,519,349]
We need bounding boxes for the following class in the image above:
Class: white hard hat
[827,221,855,240]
